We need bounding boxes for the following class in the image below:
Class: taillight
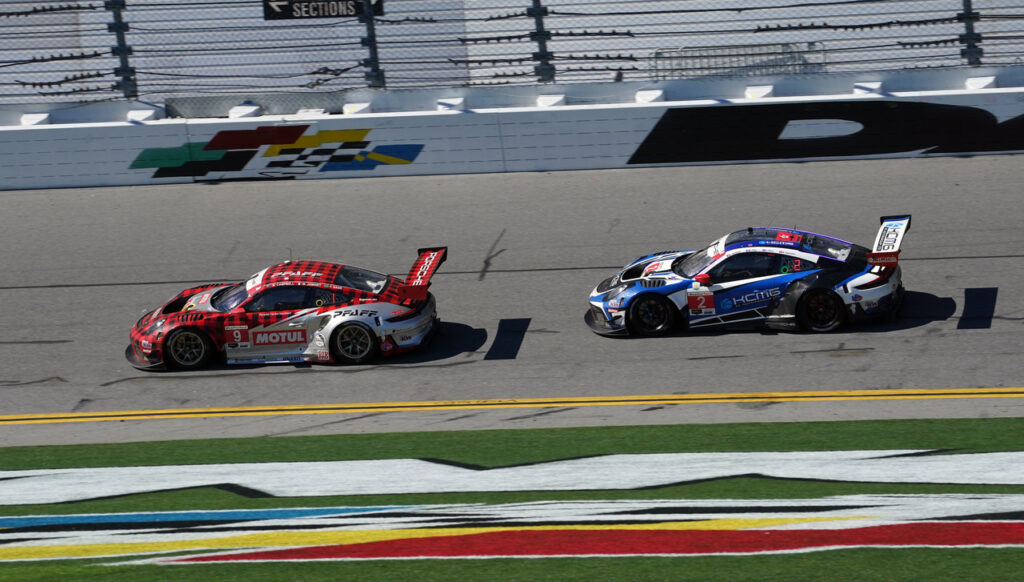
[854,267,896,290]
[386,304,424,322]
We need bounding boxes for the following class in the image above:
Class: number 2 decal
[687,290,716,316]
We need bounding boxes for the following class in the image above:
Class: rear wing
[396,246,448,301]
[867,215,911,266]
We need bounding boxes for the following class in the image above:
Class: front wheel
[330,323,380,364]
[627,295,677,336]
[797,289,845,332]
[163,329,214,370]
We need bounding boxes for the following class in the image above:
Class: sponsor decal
[867,251,899,265]
[131,126,423,179]
[642,260,668,276]
[876,226,901,252]
[317,349,331,361]
[409,251,441,285]
[775,231,803,243]
[268,271,324,279]
[730,288,782,307]
[246,268,268,290]
[252,330,307,346]
[336,308,378,317]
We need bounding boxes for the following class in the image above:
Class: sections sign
[263,0,383,20]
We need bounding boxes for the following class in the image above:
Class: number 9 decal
[225,326,249,345]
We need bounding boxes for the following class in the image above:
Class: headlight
[143,318,165,335]
[595,275,621,293]
[603,284,630,308]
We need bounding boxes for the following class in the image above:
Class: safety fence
[1,0,1022,106]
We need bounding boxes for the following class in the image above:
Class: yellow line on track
[1,387,1022,426]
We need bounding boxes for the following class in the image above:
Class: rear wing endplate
[867,215,911,266]
[395,246,448,302]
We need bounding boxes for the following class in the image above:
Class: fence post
[105,0,137,99]
[359,0,385,88]
[958,0,983,65]
[527,0,555,83]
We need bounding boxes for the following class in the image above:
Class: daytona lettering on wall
[629,101,1024,164]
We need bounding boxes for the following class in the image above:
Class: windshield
[672,242,719,277]
[211,283,249,311]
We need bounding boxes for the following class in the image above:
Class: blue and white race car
[585,215,911,336]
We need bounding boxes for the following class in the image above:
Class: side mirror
[694,274,711,286]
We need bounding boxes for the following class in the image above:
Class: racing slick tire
[163,328,214,370]
[330,323,380,365]
[627,294,677,336]
[796,289,845,332]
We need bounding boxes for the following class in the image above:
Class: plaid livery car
[127,247,447,370]
[586,216,911,336]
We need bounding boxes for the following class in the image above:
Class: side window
[246,286,309,312]
[779,256,816,275]
[310,288,349,308]
[708,253,777,283]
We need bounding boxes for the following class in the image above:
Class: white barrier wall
[1,67,1023,191]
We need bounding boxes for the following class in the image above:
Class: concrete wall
[1,66,1022,191]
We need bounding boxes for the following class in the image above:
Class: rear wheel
[163,329,213,370]
[330,323,380,364]
[627,295,677,336]
[797,289,845,332]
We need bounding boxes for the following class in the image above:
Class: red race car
[127,247,447,370]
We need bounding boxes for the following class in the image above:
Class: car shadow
[382,321,489,365]
[131,321,488,375]
[844,290,957,334]
[610,290,956,339]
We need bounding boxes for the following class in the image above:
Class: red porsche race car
[126,247,447,370]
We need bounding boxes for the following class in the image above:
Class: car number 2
[687,290,716,316]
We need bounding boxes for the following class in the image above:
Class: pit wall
[1,66,1022,191]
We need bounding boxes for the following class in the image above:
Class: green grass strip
[2,419,1022,580]
[4,417,1022,471]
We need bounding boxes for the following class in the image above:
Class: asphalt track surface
[1,156,1022,446]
